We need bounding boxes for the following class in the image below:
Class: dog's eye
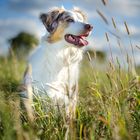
[66,19,74,23]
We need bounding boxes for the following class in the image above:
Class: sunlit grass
[0,53,140,140]
[0,10,140,139]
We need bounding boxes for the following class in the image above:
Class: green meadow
[0,6,140,139]
[0,48,140,140]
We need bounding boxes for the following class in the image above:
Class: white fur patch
[23,7,92,118]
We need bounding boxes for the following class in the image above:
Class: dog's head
[40,7,93,47]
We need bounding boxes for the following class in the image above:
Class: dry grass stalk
[96,9,109,25]
[124,22,136,72]
[10,99,24,140]
[112,17,117,29]
[135,45,140,50]
[105,32,109,42]
[105,33,114,63]
[98,116,109,125]
[124,21,130,35]
[86,51,92,61]
[101,0,108,5]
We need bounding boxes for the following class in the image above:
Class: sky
[0,0,140,65]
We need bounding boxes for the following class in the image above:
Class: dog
[21,7,93,119]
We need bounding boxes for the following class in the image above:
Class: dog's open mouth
[64,33,89,47]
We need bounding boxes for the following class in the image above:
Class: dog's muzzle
[65,24,93,47]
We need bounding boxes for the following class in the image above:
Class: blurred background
[0,0,140,66]
[0,1,140,139]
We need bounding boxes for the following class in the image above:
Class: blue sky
[0,0,140,65]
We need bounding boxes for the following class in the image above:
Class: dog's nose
[84,24,93,31]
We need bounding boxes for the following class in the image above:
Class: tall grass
[0,51,140,140]
[0,14,140,140]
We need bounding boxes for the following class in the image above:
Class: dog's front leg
[71,83,78,118]
[65,84,78,140]
[66,83,78,120]
[20,64,34,122]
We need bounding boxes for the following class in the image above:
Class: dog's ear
[40,13,48,26]
[73,7,87,21]
[40,10,60,33]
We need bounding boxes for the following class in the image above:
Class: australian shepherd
[21,7,93,119]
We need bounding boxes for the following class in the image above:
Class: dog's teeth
[80,38,86,45]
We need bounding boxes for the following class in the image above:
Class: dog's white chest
[28,40,83,100]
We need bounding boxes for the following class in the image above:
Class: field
[0,48,140,140]
[0,0,140,139]
[0,12,140,139]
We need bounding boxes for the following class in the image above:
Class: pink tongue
[68,35,88,46]
[68,35,75,42]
